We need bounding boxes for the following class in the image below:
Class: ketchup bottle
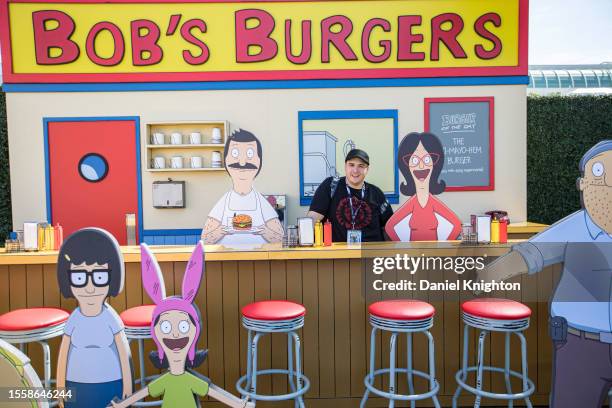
[323,221,332,246]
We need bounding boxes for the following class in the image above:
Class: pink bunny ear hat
[141,241,205,364]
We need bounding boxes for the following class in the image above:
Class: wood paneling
[0,253,559,408]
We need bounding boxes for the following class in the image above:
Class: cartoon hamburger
[232,214,252,230]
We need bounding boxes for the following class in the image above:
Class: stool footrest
[455,366,535,400]
[364,368,440,401]
[236,369,310,401]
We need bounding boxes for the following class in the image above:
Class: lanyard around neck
[346,183,365,229]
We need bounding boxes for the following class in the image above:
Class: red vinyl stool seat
[0,307,69,391]
[0,307,69,331]
[242,300,306,321]
[462,298,532,320]
[120,305,155,328]
[452,298,534,408]
[369,300,435,320]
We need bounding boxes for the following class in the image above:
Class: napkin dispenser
[471,214,491,243]
[297,217,314,246]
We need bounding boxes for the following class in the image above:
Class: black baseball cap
[345,149,370,165]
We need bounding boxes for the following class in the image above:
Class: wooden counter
[0,228,555,407]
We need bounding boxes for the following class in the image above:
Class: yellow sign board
[0,0,527,83]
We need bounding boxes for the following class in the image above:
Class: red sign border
[0,0,528,84]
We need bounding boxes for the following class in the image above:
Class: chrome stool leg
[474,330,488,408]
[424,331,441,408]
[516,331,533,408]
[452,324,470,408]
[504,332,513,408]
[406,333,415,408]
[388,333,398,408]
[360,327,378,408]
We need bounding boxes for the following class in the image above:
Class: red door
[47,119,140,244]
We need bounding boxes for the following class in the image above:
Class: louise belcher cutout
[385,132,462,241]
[109,242,253,408]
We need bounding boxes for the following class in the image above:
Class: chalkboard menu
[425,97,494,191]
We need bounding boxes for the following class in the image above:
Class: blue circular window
[78,153,108,182]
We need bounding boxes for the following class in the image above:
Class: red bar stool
[0,307,69,389]
[119,304,161,407]
[360,300,440,408]
[236,300,309,407]
[452,298,535,408]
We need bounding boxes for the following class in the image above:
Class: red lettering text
[321,15,357,63]
[32,10,79,65]
[235,9,278,63]
[285,19,312,65]
[397,15,425,61]
[361,18,391,63]
[474,13,502,60]
[85,22,124,66]
[131,19,163,66]
[180,19,210,65]
[431,13,467,60]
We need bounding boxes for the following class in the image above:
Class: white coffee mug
[171,156,184,169]
[211,127,222,143]
[151,132,165,145]
[152,156,166,169]
[170,132,183,145]
[189,132,202,145]
[211,151,222,167]
[190,156,203,168]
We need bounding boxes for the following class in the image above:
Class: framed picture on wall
[298,110,399,206]
[424,97,495,191]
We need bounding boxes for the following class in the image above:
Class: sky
[529,0,612,65]
[0,0,611,82]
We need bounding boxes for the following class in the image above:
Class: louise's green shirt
[148,371,209,408]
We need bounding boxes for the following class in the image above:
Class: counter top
[0,223,546,265]
[0,240,526,264]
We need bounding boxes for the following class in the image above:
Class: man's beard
[583,187,612,233]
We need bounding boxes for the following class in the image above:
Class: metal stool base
[363,368,440,401]
[452,314,534,408]
[236,368,310,401]
[361,315,441,408]
[126,334,162,407]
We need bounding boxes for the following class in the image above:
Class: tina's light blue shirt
[513,210,612,333]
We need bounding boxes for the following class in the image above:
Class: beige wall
[6,84,526,232]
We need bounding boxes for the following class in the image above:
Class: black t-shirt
[308,177,393,242]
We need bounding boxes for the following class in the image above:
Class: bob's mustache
[228,162,259,170]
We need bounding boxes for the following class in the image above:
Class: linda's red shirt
[385,194,462,241]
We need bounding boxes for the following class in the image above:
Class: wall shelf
[145,121,228,172]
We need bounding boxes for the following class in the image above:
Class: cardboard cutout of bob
[385,132,462,241]
[201,129,284,246]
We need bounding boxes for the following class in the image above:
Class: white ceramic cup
[170,132,183,145]
[151,132,165,145]
[152,156,166,169]
[171,156,184,169]
[190,156,203,168]
[211,151,222,167]
[211,128,222,143]
[189,132,202,145]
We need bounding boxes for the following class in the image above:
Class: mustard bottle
[314,220,323,247]
[490,218,500,244]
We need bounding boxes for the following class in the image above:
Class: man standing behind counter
[307,149,393,242]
